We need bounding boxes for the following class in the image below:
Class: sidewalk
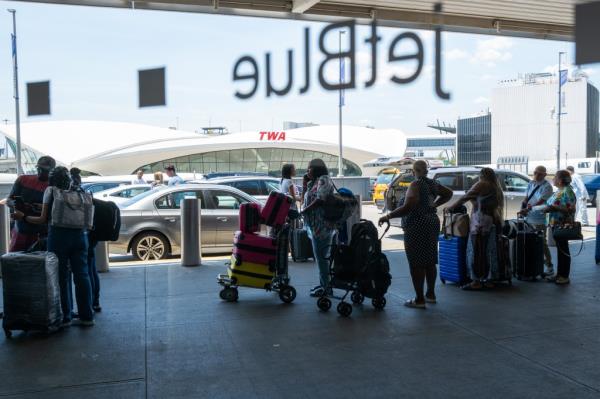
[0,238,599,398]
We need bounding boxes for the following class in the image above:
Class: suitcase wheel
[337,302,353,317]
[317,297,331,312]
[4,328,12,339]
[351,291,365,305]
[278,285,297,304]
[219,287,239,302]
[372,297,386,310]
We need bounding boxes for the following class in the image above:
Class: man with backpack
[520,166,554,276]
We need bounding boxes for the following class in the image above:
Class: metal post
[8,9,22,175]
[338,30,345,177]
[556,51,565,172]
[181,197,201,266]
[95,241,110,273]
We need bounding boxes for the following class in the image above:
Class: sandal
[404,299,426,309]
[484,282,495,289]
[462,282,483,291]
[424,295,437,304]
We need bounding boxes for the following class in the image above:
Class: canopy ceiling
[13,0,581,40]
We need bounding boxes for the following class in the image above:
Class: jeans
[87,238,100,307]
[307,228,334,288]
[48,226,93,322]
[555,238,571,279]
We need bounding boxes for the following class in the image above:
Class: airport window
[138,148,362,177]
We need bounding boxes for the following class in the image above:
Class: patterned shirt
[303,175,335,240]
[546,186,576,226]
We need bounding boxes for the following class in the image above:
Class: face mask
[37,169,49,181]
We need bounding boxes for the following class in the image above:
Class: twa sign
[259,131,286,141]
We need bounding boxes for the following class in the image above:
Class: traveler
[520,166,554,276]
[131,169,146,185]
[280,163,299,220]
[566,166,589,226]
[378,160,452,308]
[447,168,504,290]
[151,171,164,188]
[7,155,56,251]
[302,159,335,297]
[539,170,577,285]
[165,165,184,186]
[13,167,95,326]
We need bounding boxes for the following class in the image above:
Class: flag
[339,58,345,107]
[11,34,16,58]
[559,69,568,87]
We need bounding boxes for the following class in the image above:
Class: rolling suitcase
[438,235,468,285]
[227,255,274,289]
[290,228,314,262]
[274,224,291,275]
[239,202,261,234]
[261,192,292,228]
[232,231,277,270]
[511,229,544,280]
[1,251,63,338]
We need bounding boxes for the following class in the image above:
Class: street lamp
[338,30,345,177]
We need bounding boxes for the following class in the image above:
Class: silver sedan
[111,184,260,260]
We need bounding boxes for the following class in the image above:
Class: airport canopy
[18,0,576,40]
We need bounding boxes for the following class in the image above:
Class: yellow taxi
[373,167,400,209]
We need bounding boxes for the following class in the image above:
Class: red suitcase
[233,231,277,270]
[261,192,292,227]
[239,203,261,233]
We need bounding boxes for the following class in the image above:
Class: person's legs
[69,231,94,322]
[47,228,72,323]
[425,264,437,300]
[87,238,101,309]
[535,224,554,274]
[409,265,426,303]
[555,238,571,281]
[314,234,333,288]
[578,198,589,225]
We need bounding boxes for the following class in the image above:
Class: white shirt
[131,178,146,185]
[571,173,589,201]
[280,178,297,210]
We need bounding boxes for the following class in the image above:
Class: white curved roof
[0,121,407,176]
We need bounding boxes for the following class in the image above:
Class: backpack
[350,220,392,298]
[50,187,94,230]
[89,198,121,242]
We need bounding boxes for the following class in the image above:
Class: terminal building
[456,73,600,171]
[0,121,407,177]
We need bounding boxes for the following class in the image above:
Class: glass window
[434,173,463,191]
[156,190,204,209]
[463,173,479,190]
[111,189,130,198]
[127,187,150,197]
[243,149,256,162]
[264,180,280,194]
[271,148,283,161]
[216,151,229,163]
[207,190,248,210]
[203,152,216,162]
[232,180,262,196]
[229,150,243,162]
[504,174,529,193]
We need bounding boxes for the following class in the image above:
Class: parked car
[191,176,282,203]
[92,184,152,205]
[582,174,600,205]
[113,184,259,260]
[81,181,124,194]
[385,167,531,227]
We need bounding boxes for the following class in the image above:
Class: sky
[0,1,598,136]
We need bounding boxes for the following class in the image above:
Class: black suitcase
[90,198,121,242]
[274,224,291,275]
[290,228,314,262]
[511,230,544,280]
[1,251,63,338]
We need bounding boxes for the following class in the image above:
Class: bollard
[181,197,201,266]
[95,241,110,273]
[597,190,600,222]
[0,203,8,278]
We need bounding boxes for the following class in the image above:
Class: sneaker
[78,319,95,327]
[544,267,555,277]
[61,320,72,328]
[93,305,102,313]
[310,286,324,297]
[555,276,570,285]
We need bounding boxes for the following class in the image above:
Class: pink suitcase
[261,192,292,227]
[232,231,277,270]
[239,203,261,233]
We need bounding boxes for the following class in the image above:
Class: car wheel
[132,232,169,261]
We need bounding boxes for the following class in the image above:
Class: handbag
[50,187,95,230]
[442,206,470,238]
[322,185,359,223]
[552,222,583,241]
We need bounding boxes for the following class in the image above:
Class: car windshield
[121,187,164,207]
[376,174,395,184]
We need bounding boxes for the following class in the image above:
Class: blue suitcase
[438,235,468,285]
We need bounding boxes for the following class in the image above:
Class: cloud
[480,74,496,81]
[444,48,469,61]
[470,37,513,67]
[474,96,490,104]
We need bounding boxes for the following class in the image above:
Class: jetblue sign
[232,20,451,101]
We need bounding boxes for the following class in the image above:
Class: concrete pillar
[96,241,109,273]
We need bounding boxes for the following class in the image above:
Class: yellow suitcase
[228,255,274,289]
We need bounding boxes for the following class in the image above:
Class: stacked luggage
[1,251,63,338]
[218,192,297,303]
[507,218,544,281]
[290,218,314,262]
[316,220,391,317]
